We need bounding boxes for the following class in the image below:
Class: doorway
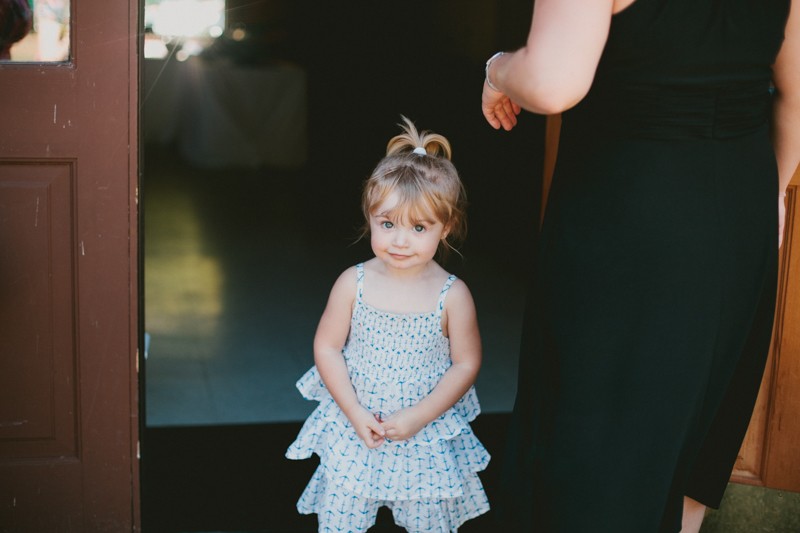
[139,1,542,530]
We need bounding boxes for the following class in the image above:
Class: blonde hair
[360,116,467,259]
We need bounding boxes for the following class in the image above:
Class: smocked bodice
[343,266,456,415]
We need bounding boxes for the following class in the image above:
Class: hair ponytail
[386,115,452,160]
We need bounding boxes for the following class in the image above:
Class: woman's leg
[681,496,706,533]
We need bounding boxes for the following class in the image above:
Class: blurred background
[139,1,544,531]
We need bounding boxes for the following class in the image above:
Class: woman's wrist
[485,51,505,92]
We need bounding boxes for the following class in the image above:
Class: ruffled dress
[286,263,490,532]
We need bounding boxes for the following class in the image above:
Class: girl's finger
[368,420,386,436]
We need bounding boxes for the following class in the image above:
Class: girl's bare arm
[314,268,385,447]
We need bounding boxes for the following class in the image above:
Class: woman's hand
[779,192,788,248]
[482,81,522,131]
[381,406,427,442]
[347,406,386,449]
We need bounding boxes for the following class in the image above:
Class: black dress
[500,1,790,531]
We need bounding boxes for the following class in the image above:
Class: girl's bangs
[371,183,441,225]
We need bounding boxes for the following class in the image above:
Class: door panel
[0,161,78,461]
[0,1,140,530]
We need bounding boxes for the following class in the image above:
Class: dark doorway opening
[140,2,543,531]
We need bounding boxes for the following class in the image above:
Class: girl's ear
[441,222,452,240]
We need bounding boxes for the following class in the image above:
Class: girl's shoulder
[423,261,466,294]
[327,265,359,304]
[333,264,360,283]
[432,266,473,309]
[442,277,473,305]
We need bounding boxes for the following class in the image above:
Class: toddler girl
[286,117,490,532]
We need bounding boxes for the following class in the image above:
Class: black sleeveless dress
[500,1,790,532]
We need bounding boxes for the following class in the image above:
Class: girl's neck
[363,258,449,314]
[376,259,439,279]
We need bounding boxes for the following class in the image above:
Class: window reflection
[144,0,225,61]
[2,0,70,62]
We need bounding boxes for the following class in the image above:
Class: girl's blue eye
[381,221,394,229]
[413,224,426,233]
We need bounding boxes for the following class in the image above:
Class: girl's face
[369,192,447,274]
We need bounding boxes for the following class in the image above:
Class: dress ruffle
[293,366,482,444]
[286,366,490,501]
[296,464,490,532]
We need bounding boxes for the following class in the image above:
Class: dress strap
[435,274,458,320]
[355,263,365,302]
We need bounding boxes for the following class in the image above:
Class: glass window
[2,0,70,62]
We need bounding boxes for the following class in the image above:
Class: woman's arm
[314,267,386,448]
[482,0,616,129]
[381,280,482,441]
[773,0,800,246]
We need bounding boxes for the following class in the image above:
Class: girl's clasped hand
[344,407,386,449]
[350,406,430,449]
[361,406,428,446]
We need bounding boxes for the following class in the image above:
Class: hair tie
[412,146,427,156]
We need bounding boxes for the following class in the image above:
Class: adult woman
[482,1,799,531]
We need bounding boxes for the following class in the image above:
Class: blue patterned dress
[286,263,490,532]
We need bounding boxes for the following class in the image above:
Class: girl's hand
[348,407,386,449]
[382,407,426,442]
[482,81,522,131]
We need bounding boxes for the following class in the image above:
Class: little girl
[286,117,490,532]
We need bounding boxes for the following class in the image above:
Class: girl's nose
[392,229,409,246]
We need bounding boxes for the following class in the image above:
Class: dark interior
[140,1,545,531]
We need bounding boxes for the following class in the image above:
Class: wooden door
[543,115,800,492]
[734,164,800,491]
[0,1,140,531]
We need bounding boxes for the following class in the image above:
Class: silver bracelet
[485,51,505,91]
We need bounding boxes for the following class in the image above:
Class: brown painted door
[0,1,140,531]
[733,166,800,492]
[543,115,800,492]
